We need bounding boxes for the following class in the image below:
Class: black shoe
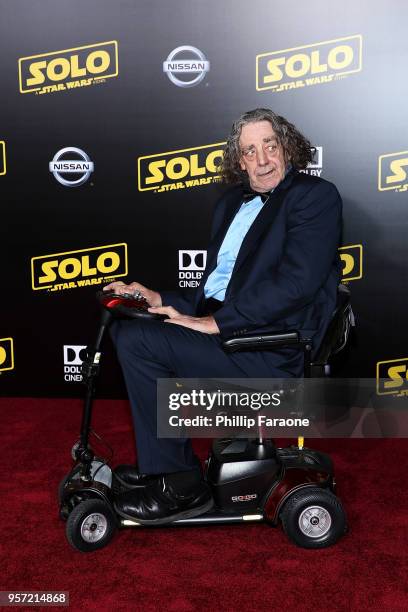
[114,474,213,525]
[114,456,203,489]
[113,465,155,489]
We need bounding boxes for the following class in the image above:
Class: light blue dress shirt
[204,195,267,301]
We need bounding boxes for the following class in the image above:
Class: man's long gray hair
[220,108,314,184]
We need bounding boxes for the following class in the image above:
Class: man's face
[239,120,287,192]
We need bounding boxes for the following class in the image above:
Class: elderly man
[105,108,342,524]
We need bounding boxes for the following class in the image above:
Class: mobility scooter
[59,286,352,552]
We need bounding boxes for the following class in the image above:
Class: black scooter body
[206,438,280,513]
[205,438,334,521]
[60,437,334,527]
[59,292,345,552]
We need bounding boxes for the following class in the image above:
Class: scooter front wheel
[66,498,118,552]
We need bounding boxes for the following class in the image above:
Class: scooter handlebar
[96,290,168,320]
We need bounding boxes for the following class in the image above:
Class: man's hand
[149,306,220,334]
[103,281,162,307]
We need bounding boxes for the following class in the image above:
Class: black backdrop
[1,0,407,399]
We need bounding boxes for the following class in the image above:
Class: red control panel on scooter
[97,291,167,320]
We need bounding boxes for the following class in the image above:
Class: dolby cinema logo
[63,344,87,382]
[178,250,207,288]
[49,147,94,187]
[299,147,323,177]
[163,46,210,88]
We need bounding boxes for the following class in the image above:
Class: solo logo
[163,46,210,88]
[0,141,6,175]
[179,250,207,288]
[377,358,408,396]
[256,35,362,93]
[49,147,94,187]
[0,338,14,372]
[299,146,323,177]
[138,142,225,192]
[18,41,119,95]
[31,243,128,292]
[64,345,87,382]
[378,151,408,193]
[339,244,363,282]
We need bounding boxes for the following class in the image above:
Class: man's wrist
[153,292,162,307]
[202,315,220,334]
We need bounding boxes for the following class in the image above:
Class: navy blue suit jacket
[161,169,342,361]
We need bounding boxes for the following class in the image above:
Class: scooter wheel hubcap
[298,505,331,538]
[80,512,108,543]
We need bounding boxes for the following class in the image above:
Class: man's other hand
[103,281,162,307]
[149,306,220,334]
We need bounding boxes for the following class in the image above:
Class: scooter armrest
[222,331,302,353]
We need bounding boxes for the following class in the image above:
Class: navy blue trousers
[111,318,303,474]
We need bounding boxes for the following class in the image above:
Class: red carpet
[1,397,408,611]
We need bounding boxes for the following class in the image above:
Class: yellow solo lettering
[138,142,225,192]
[31,244,127,291]
[19,41,118,95]
[257,35,362,93]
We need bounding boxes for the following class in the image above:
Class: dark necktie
[242,187,271,203]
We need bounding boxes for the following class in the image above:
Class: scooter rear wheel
[280,487,347,549]
[66,498,118,552]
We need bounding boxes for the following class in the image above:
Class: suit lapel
[230,188,286,274]
[230,169,297,277]
[196,170,297,307]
